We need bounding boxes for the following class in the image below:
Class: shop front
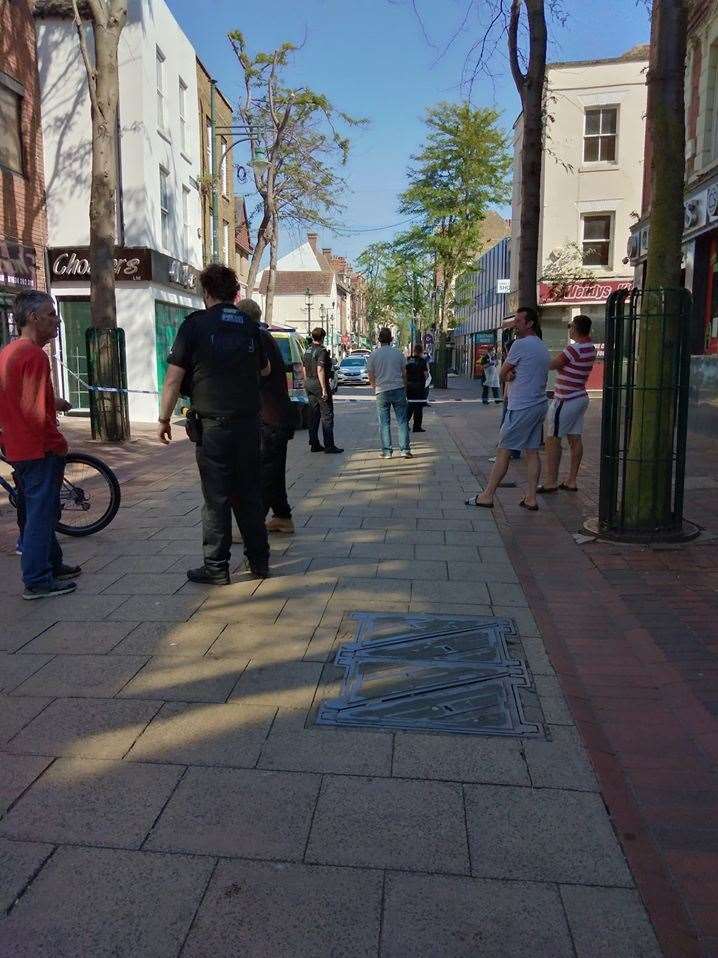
[0,241,40,345]
[47,246,202,422]
[538,279,633,391]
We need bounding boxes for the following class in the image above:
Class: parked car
[268,326,310,428]
[336,355,370,386]
[349,348,371,357]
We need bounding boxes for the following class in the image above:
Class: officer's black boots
[245,560,270,579]
[187,566,231,586]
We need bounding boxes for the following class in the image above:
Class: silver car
[336,355,369,386]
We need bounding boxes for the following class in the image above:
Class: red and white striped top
[554,340,596,400]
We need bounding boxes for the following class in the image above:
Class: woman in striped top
[538,314,596,494]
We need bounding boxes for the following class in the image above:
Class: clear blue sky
[169,0,650,263]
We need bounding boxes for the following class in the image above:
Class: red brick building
[0,0,49,343]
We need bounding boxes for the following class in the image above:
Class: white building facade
[36,0,204,422]
[510,45,648,383]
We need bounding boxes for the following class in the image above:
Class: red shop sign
[539,279,633,305]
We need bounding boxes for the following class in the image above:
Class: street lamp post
[305,289,313,336]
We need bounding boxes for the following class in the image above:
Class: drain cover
[316,612,544,737]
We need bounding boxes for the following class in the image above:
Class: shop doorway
[0,292,14,346]
[59,299,91,411]
[155,301,194,397]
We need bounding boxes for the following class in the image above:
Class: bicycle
[0,451,121,537]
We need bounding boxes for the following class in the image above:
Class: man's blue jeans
[13,454,64,588]
[376,388,410,454]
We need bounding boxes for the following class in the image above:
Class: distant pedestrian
[157,264,271,583]
[366,327,411,459]
[303,327,343,454]
[0,290,80,599]
[467,306,549,510]
[237,299,296,534]
[481,346,501,404]
[406,342,429,433]
[538,314,596,494]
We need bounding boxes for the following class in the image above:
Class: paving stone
[13,654,146,698]
[286,542,353,558]
[0,836,54,912]
[487,581,529,606]
[258,727,393,776]
[348,543,414,560]
[112,620,225,656]
[127,701,275,767]
[0,653,53,694]
[377,559,448,580]
[1,753,53,813]
[21,620,137,655]
[145,766,320,859]
[106,595,206,622]
[411,579,491,605]
[447,561,520,584]
[492,605,540,636]
[464,784,633,885]
[0,758,183,848]
[393,732,530,786]
[408,600,493,617]
[101,573,190,595]
[534,674,575,725]
[560,885,662,958]
[518,634,556,675]
[382,872,574,958]
[308,557,380,577]
[0,695,51,745]
[228,660,323,710]
[6,698,161,759]
[21,594,127,621]
[182,859,382,958]
[0,846,214,957]
[524,725,599,791]
[414,544,479,562]
[303,625,341,662]
[331,577,411,604]
[118,655,249,703]
[305,775,469,874]
[0,623,56,654]
[386,529,444,545]
[93,554,182,576]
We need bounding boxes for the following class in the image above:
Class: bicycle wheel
[56,452,121,537]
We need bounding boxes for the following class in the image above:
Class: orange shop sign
[539,279,633,305]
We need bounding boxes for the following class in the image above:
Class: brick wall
[0,0,48,291]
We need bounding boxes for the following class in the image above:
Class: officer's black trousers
[195,418,269,572]
[307,392,336,449]
[261,424,292,519]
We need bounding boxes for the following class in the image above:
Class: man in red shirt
[0,291,80,599]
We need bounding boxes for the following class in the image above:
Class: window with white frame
[583,107,617,163]
[223,220,230,265]
[159,166,170,250]
[582,214,612,267]
[179,78,188,153]
[220,138,229,194]
[182,185,191,259]
[205,116,213,174]
[156,47,166,132]
[0,78,23,174]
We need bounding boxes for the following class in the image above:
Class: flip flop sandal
[559,483,578,492]
[465,496,494,509]
[519,498,539,511]
[536,485,558,494]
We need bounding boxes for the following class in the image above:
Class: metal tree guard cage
[587,287,698,543]
[86,327,130,442]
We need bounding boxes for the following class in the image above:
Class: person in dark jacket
[302,327,342,453]
[236,299,296,535]
[406,342,430,433]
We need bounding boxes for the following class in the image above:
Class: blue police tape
[59,360,159,396]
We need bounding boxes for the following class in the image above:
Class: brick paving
[0,397,663,956]
[440,377,718,958]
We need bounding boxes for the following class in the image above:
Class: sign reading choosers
[48,247,199,292]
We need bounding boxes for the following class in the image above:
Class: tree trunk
[246,206,271,294]
[624,0,688,528]
[264,214,278,324]
[509,0,547,312]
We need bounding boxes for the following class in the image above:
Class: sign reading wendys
[49,247,152,282]
[539,279,633,305]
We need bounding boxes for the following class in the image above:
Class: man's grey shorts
[498,400,548,451]
[548,395,589,438]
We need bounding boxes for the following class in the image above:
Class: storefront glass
[155,301,194,393]
[59,298,91,409]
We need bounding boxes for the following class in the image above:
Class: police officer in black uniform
[302,327,342,454]
[157,264,271,583]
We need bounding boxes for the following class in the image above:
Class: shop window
[205,116,213,174]
[583,107,617,163]
[156,47,166,133]
[159,166,170,250]
[179,78,188,153]
[220,138,229,195]
[223,220,230,265]
[0,78,23,174]
[182,185,191,259]
[582,214,612,267]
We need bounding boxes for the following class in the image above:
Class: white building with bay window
[510,44,648,382]
[35,0,204,422]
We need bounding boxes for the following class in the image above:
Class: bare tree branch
[71,0,98,111]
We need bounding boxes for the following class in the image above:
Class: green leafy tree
[398,102,511,330]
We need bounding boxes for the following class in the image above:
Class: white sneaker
[402,451,413,459]
[381,451,393,459]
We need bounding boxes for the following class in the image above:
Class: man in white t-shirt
[366,327,411,458]
[468,306,549,511]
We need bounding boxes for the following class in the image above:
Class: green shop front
[47,246,202,422]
